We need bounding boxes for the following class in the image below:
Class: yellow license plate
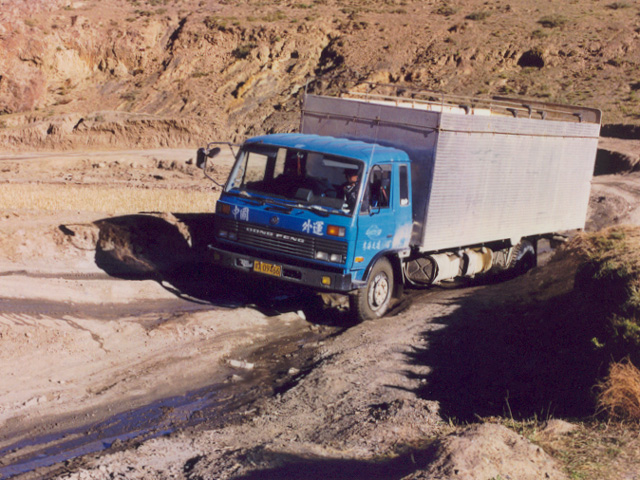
[253,261,282,277]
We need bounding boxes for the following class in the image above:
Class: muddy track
[0,315,333,480]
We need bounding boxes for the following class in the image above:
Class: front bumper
[208,245,354,292]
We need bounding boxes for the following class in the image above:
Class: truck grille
[217,217,347,262]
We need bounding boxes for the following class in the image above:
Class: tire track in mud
[0,271,113,280]
[0,297,219,322]
[0,267,222,322]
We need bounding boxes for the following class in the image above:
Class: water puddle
[0,384,228,479]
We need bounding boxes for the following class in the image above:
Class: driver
[339,168,359,209]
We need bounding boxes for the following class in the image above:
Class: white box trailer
[300,91,601,252]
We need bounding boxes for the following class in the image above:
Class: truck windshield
[227,144,363,214]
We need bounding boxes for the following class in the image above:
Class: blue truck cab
[206,133,413,319]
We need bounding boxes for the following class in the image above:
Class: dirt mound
[412,423,567,480]
[93,213,193,279]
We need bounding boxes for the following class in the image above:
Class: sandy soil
[1,140,640,479]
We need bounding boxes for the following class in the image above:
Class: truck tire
[350,257,394,321]
[510,239,536,273]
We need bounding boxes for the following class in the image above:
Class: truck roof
[245,133,406,163]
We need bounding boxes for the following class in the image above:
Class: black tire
[510,239,536,274]
[350,257,394,321]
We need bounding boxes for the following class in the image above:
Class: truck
[197,86,601,321]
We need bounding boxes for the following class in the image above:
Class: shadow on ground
[405,275,608,422]
[62,213,352,324]
[594,147,639,176]
[226,446,435,480]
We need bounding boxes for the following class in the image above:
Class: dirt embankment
[2,0,640,151]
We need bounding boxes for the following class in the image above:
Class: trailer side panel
[423,113,599,250]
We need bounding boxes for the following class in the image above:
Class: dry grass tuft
[597,359,640,421]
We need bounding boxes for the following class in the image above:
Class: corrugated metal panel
[422,113,598,250]
[439,113,601,138]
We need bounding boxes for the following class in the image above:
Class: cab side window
[361,165,391,213]
[399,165,409,206]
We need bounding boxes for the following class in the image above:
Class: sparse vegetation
[204,15,228,30]
[515,419,640,480]
[531,28,549,39]
[573,227,640,366]
[538,14,568,28]
[607,1,631,9]
[435,3,457,16]
[261,10,287,22]
[465,10,491,21]
[134,9,155,17]
[231,42,256,59]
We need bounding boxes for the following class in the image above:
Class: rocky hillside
[1,0,639,150]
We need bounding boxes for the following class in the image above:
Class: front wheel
[350,257,394,321]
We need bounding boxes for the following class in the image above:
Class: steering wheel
[322,187,338,198]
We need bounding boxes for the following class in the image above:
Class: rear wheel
[350,257,394,321]
[510,239,536,274]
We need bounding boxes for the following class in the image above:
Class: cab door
[354,164,396,270]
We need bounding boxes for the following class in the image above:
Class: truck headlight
[330,253,343,263]
[316,251,329,261]
[219,230,229,238]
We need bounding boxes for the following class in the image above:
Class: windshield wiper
[307,205,331,217]
[263,198,296,211]
[263,198,331,217]
[226,190,265,205]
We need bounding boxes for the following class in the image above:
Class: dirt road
[0,207,336,478]
[1,144,639,479]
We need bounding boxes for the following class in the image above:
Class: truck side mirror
[196,147,221,169]
[196,148,207,169]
